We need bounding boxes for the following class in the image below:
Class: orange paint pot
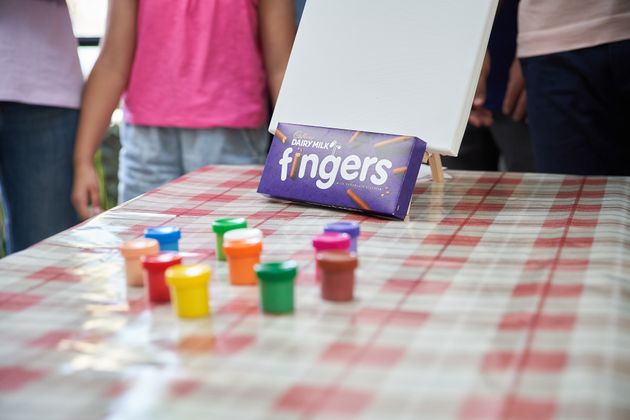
[223,229,263,286]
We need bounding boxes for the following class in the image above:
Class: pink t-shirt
[518,0,630,57]
[123,0,268,128]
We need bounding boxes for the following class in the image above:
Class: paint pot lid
[255,261,298,282]
[324,221,360,238]
[312,232,351,251]
[224,228,262,244]
[141,252,183,269]
[120,238,160,258]
[144,226,181,242]
[316,251,358,271]
[212,218,248,234]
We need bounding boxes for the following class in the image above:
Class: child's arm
[259,0,296,106]
[72,0,137,219]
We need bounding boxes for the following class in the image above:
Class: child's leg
[180,126,269,173]
[118,124,183,204]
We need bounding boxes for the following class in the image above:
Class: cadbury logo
[291,138,341,150]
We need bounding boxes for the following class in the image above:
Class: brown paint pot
[316,251,358,302]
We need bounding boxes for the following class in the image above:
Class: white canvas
[270,0,499,156]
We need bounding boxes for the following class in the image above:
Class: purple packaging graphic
[258,123,427,220]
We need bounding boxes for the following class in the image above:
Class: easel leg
[423,152,445,183]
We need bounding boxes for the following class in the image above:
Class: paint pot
[223,228,263,286]
[255,261,298,314]
[212,218,248,261]
[144,226,181,251]
[141,252,182,303]
[324,221,360,253]
[317,251,358,302]
[312,232,350,281]
[120,238,160,287]
[165,264,211,318]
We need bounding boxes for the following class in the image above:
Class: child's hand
[72,162,102,220]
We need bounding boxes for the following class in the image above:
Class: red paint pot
[141,252,183,303]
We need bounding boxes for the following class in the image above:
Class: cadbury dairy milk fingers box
[258,123,427,220]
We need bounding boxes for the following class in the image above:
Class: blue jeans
[521,39,630,175]
[0,102,79,254]
[118,124,269,203]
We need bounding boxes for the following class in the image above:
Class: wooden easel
[423,151,445,183]
[403,151,445,222]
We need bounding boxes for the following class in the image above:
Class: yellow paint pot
[165,264,211,318]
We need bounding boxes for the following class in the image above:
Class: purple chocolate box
[258,123,427,220]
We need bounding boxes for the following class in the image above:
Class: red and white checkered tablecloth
[1,165,629,420]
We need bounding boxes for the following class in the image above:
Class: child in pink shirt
[72,0,295,219]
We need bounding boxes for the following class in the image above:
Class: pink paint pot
[317,251,358,302]
[312,232,350,281]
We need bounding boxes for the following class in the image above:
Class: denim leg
[0,103,78,253]
[610,40,630,168]
[118,123,183,204]
[521,41,630,175]
[180,126,269,173]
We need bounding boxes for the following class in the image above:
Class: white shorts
[118,123,269,204]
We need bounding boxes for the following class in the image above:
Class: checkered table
[1,166,629,420]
